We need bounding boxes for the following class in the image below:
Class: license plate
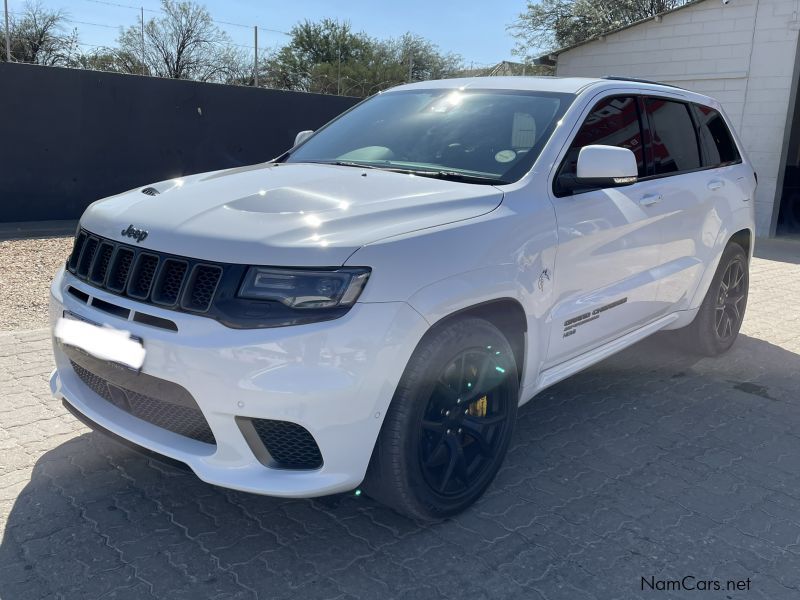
[62,311,143,343]
[56,312,145,371]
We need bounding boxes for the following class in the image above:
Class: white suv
[50,77,755,519]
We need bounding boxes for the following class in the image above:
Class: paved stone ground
[1,242,800,600]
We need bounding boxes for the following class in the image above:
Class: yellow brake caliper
[468,395,488,418]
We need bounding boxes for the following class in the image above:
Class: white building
[539,0,800,238]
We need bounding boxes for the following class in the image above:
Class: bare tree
[509,0,689,59]
[0,1,79,65]
[115,0,247,82]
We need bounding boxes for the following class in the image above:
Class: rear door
[544,94,670,369]
[643,98,743,311]
[693,102,754,233]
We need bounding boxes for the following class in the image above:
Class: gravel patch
[0,236,73,331]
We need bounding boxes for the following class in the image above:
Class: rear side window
[693,104,741,167]
[645,98,701,175]
[556,96,646,193]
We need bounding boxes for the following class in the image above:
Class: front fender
[347,194,559,400]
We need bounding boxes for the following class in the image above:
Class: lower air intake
[250,419,323,469]
[69,359,216,445]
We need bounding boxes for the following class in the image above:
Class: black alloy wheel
[418,348,513,497]
[714,257,747,342]
[363,317,519,520]
[668,242,749,356]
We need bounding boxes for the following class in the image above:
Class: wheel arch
[729,227,753,261]
[362,305,524,519]
[415,298,527,384]
[689,225,754,310]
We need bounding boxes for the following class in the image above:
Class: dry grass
[0,236,73,331]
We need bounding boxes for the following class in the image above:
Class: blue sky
[7,0,528,67]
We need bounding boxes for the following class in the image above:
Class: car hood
[81,163,504,266]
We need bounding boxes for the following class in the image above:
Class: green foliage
[264,19,463,95]
[1,1,469,94]
[509,0,690,58]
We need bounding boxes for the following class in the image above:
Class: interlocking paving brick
[2,246,800,598]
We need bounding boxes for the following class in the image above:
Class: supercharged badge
[563,297,628,337]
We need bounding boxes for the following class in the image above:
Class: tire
[672,243,749,356]
[363,317,519,520]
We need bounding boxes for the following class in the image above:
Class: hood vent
[141,187,160,196]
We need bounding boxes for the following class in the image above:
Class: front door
[544,94,667,368]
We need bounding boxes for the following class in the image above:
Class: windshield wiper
[307,160,386,170]
[299,161,506,184]
[402,170,508,185]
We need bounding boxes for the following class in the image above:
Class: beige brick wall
[555,0,800,236]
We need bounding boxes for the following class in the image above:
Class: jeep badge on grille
[121,224,148,243]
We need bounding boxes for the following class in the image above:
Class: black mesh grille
[152,259,188,306]
[70,360,215,445]
[89,242,114,285]
[251,419,322,469]
[66,229,223,314]
[107,248,134,292]
[76,237,99,278]
[127,253,159,298]
[68,232,87,271]
[73,359,111,398]
[182,265,222,312]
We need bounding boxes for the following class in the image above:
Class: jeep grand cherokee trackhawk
[50,77,755,519]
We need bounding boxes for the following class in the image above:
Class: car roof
[390,76,599,94]
[388,76,717,105]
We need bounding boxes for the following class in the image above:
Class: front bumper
[49,267,428,497]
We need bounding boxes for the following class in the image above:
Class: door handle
[708,179,724,191]
[639,194,662,207]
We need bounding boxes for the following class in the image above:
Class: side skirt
[521,312,680,403]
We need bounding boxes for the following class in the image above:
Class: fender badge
[538,268,551,292]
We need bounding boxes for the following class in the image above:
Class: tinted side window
[557,96,646,192]
[645,98,701,175]
[693,104,741,166]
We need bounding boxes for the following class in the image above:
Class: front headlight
[237,267,370,309]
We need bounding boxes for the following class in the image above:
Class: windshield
[285,89,573,184]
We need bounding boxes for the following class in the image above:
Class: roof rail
[602,76,686,90]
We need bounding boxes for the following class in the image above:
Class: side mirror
[575,144,638,187]
[294,130,314,146]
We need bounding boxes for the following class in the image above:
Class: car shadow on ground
[3,333,800,599]
[755,238,800,265]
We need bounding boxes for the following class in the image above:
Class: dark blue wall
[0,63,359,222]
